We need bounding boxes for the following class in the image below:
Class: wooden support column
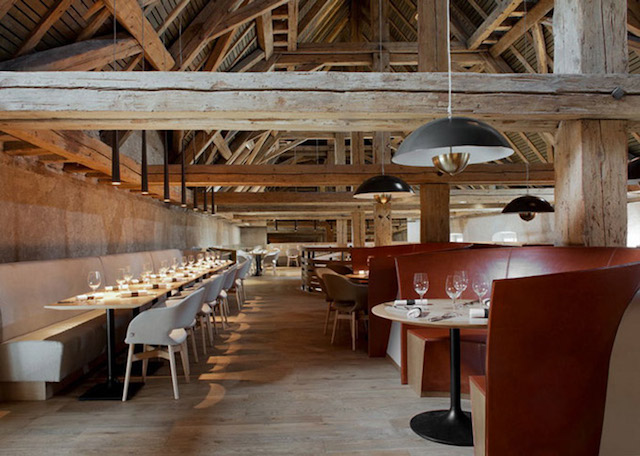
[334,132,346,191]
[351,132,365,165]
[373,131,390,164]
[418,0,448,72]
[555,120,627,246]
[351,210,366,247]
[374,201,392,246]
[336,219,348,246]
[420,184,450,243]
[553,0,628,246]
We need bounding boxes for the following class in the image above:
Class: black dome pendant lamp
[354,0,414,204]
[502,194,554,221]
[354,174,414,204]
[391,0,514,175]
[502,164,554,221]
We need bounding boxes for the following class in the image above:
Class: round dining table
[372,299,488,447]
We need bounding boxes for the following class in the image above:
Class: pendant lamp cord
[141,0,144,71]
[446,0,452,120]
[113,0,116,69]
[378,0,386,175]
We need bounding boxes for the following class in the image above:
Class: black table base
[79,380,144,401]
[410,409,473,446]
[410,328,474,447]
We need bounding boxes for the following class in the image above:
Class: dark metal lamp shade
[354,174,414,204]
[629,157,640,184]
[392,117,514,174]
[502,195,554,222]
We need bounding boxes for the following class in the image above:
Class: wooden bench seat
[406,328,486,396]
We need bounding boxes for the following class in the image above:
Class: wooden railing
[301,246,352,292]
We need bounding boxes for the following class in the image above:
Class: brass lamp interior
[432,152,471,176]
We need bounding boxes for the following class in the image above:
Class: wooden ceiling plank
[14,0,76,57]
[156,0,192,35]
[0,0,19,22]
[102,0,174,71]
[467,0,522,50]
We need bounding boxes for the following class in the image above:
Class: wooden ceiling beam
[101,0,174,71]
[146,163,555,186]
[490,0,554,57]
[0,36,140,71]
[2,72,639,131]
[467,0,522,50]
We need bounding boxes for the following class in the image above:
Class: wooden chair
[315,267,340,335]
[122,288,205,401]
[286,248,300,267]
[323,274,369,351]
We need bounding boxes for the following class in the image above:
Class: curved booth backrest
[352,242,472,271]
[98,251,154,287]
[366,242,474,357]
[394,246,640,301]
[149,249,183,273]
[0,256,105,342]
[485,263,640,455]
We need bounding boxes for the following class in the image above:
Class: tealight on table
[45,262,230,400]
[372,299,488,447]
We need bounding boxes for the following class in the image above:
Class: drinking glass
[87,271,102,292]
[171,257,179,270]
[188,255,195,266]
[413,273,429,301]
[473,276,489,305]
[446,274,462,315]
[160,260,169,275]
[197,253,204,264]
[116,268,127,288]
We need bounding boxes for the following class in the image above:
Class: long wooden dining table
[372,299,488,447]
[46,261,231,401]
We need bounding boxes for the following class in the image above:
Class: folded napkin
[119,290,150,298]
[469,308,489,319]
[131,279,140,284]
[393,299,429,306]
[144,283,170,290]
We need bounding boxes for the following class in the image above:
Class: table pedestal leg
[409,329,473,446]
[80,309,144,401]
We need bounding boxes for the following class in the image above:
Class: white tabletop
[372,298,488,329]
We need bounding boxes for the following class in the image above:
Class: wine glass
[116,268,127,288]
[473,275,489,305]
[160,260,169,276]
[446,274,462,315]
[87,271,101,292]
[171,257,179,270]
[188,255,195,266]
[413,273,429,302]
[197,253,204,264]
[123,266,133,284]
[142,262,152,282]
[455,270,468,294]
